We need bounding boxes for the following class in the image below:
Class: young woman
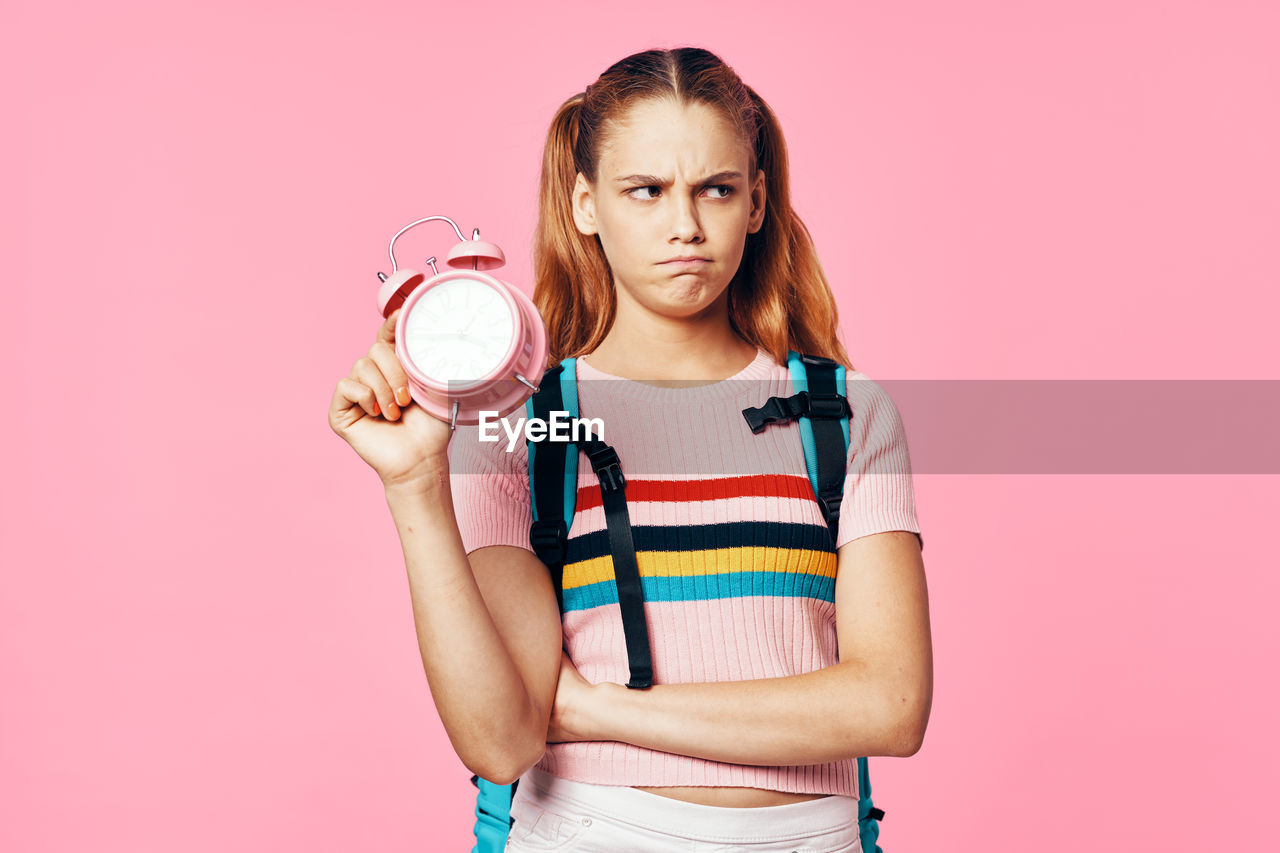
[329,47,932,852]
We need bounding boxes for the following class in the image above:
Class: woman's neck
[585,327,758,384]
[583,278,761,383]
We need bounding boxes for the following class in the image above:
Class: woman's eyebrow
[614,170,743,186]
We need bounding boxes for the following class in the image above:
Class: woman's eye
[624,185,735,200]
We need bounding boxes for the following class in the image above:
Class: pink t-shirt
[447,346,922,798]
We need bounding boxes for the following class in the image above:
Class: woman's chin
[651,295,726,321]
[617,273,729,319]
[659,276,726,306]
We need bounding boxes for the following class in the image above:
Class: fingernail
[396,386,410,406]
[371,400,380,416]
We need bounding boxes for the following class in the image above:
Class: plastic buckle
[805,392,851,420]
[742,396,787,433]
[798,353,838,368]
[586,444,626,493]
[529,518,568,565]
[742,394,809,433]
[817,491,843,524]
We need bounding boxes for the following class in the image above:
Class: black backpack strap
[526,362,654,690]
[527,363,570,612]
[577,432,654,690]
[741,352,851,545]
[798,354,850,545]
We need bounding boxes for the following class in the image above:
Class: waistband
[517,765,859,840]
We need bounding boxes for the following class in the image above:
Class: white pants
[505,765,864,853]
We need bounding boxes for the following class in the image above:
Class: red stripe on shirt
[572,473,815,512]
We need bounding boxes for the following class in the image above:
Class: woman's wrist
[381,465,457,537]
[581,680,626,742]
[381,457,452,500]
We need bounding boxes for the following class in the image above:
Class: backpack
[469,351,886,853]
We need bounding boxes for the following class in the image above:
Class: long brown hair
[532,46,852,370]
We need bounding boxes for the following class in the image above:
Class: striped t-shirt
[447,346,922,798]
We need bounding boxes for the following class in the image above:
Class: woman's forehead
[599,101,750,179]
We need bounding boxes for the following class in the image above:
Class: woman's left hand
[547,650,603,743]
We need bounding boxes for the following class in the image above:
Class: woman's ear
[571,172,598,236]
[747,169,767,234]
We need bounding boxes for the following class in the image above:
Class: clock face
[403,277,515,384]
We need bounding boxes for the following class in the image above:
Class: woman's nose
[668,196,702,239]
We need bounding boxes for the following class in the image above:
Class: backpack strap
[471,364,580,853]
[785,352,850,545]
[469,773,516,853]
[525,360,653,690]
[742,350,888,852]
[526,360,580,612]
[858,764,887,853]
[575,431,654,690]
[741,351,851,545]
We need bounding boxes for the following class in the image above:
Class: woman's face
[571,98,767,321]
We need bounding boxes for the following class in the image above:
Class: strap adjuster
[806,392,851,420]
[816,491,844,525]
[741,391,851,433]
[529,518,568,564]
[586,444,626,493]
[798,353,839,370]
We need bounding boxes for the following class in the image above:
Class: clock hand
[426,331,509,339]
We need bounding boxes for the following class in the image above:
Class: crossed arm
[550,530,933,764]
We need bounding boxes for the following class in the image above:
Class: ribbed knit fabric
[447,347,922,798]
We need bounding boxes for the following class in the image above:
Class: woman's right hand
[328,308,456,488]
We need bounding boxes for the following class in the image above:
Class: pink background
[7,1,1278,850]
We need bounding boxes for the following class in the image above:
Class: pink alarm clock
[376,215,548,429]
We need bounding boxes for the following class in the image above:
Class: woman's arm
[555,530,933,765]
[331,309,559,785]
[387,475,563,785]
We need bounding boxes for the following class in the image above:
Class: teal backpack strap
[469,774,517,853]
[742,351,852,544]
[791,352,886,853]
[785,351,851,545]
[527,359,580,611]
[857,760,885,853]
[530,356,653,691]
[742,351,886,852]
[468,359,579,853]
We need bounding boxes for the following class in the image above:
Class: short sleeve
[835,373,924,552]
[447,411,535,556]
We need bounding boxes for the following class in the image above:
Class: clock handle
[384,215,467,273]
